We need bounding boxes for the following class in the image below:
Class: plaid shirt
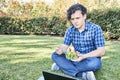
[63,21,105,54]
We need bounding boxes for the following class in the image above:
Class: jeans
[51,52,102,77]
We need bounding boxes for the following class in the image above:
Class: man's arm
[55,44,69,55]
[72,47,105,62]
[83,46,105,58]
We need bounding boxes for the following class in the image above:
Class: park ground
[0,35,120,80]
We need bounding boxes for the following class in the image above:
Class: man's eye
[76,17,80,19]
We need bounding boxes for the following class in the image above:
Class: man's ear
[83,14,87,20]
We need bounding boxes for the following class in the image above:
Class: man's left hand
[71,51,85,62]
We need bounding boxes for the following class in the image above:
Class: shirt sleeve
[63,28,72,46]
[94,26,105,48]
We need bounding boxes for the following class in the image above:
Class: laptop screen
[42,70,79,80]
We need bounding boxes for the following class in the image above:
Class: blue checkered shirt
[63,21,105,54]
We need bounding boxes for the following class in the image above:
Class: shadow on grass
[0,35,120,80]
[0,35,61,80]
[0,57,53,80]
[95,41,120,80]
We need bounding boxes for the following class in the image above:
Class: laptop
[42,70,82,80]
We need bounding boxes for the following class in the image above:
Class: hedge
[0,8,120,40]
[87,8,120,40]
[0,16,67,36]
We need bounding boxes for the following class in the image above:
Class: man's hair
[67,3,87,21]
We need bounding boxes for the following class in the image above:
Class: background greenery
[0,35,120,80]
[0,0,120,40]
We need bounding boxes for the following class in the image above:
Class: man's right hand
[55,46,64,55]
[55,44,69,55]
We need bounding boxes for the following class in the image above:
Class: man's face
[70,10,86,29]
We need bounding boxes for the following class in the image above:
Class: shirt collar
[84,20,89,31]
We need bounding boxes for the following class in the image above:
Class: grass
[0,35,120,80]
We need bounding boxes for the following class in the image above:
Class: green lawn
[0,35,120,80]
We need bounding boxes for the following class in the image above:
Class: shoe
[82,72,87,80]
[38,76,44,80]
[82,71,96,80]
[51,63,60,71]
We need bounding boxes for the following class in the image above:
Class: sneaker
[82,72,87,80]
[38,76,44,80]
[51,63,60,71]
[82,71,96,80]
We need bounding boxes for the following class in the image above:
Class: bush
[0,17,29,35]
[0,8,120,40]
[28,17,49,35]
[87,8,120,40]
[0,16,67,36]
[48,16,67,36]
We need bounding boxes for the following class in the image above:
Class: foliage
[87,8,120,40]
[66,48,78,60]
[49,16,67,36]
[1,7,120,39]
[0,16,67,36]
[0,17,27,34]
[0,0,120,39]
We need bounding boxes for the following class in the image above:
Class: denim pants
[52,52,102,77]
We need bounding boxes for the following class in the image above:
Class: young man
[51,3,105,80]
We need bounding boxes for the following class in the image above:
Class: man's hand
[55,46,64,55]
[71,51,85,62]
[55,44,69,55]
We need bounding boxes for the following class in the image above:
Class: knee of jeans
[51,52,58,61]
[88,59,102,71]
